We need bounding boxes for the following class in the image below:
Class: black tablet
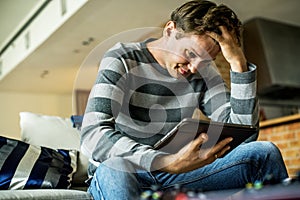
[154,118,258,155]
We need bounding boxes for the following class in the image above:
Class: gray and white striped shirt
[80,40,258,172]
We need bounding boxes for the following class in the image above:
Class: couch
[0,112,93,200]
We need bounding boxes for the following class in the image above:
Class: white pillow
[20,112,80,149]
[19,112,88,185]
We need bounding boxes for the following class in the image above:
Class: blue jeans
[88,141,288,200]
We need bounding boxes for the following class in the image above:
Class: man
[80,0,288,199]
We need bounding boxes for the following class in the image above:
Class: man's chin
[167,68,188,79]
[174,72,189,80]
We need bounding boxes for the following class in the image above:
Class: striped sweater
[80,40,259,172]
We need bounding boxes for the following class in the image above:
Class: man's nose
[187,63,197,73]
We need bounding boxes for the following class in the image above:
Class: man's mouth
[178,67,188,75]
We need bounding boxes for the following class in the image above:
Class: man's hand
[152,133,232,174]
[206,26,248,73]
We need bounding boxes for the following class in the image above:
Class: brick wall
[258,116,300,178]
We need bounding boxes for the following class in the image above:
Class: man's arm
[203,26,259,126]
[80,50,166,172]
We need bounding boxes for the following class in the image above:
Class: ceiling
[0,0,300,94]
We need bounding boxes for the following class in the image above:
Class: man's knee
[94,157,137,178]
[250,141,280,155]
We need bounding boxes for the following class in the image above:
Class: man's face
[164,30,220,79]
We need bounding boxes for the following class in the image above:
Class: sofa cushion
[0,189,92,200]
[0,136,77,190]
[19,112,89,185]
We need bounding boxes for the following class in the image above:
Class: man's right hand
[152,133,232,174]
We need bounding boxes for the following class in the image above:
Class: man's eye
[186,50,196,59]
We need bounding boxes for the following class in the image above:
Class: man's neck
[146,38,167,68]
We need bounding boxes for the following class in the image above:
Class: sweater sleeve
[201,63,259,126]
[80,54,167,172]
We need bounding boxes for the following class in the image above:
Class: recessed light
[82,37,95,46]
[40,70,49,78]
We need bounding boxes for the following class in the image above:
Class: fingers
[198,136,232,160]
[218,145,231,157]
[192,133,208,147]
[215,137,232,152]
[211,137,232,159]
[178,132,208,156]
[187,134,232,161]
[218,26,232,35]
[213,147,230,160]
[205,31,222,44]
[206,26,236,45]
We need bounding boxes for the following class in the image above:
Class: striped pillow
[0,136,77,190]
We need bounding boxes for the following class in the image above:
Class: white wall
[0,91,73,139]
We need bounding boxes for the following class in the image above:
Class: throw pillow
[0,136,77,190]
[19,112,80,149]
[19,112,88,185]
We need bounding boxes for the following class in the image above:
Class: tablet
[154,118,258,155]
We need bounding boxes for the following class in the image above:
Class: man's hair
[171,0,242,46]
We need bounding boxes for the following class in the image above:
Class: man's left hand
[206,26,248,72]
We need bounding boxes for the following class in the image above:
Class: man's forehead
[197,37,219,58]
[185,35,217,59]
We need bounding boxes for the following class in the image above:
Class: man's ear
[163,21,176,37]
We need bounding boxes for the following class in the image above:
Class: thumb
[193,133,208,147]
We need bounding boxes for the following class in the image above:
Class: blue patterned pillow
[0,136,77,190]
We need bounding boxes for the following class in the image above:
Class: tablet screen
[154,118,258,155]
